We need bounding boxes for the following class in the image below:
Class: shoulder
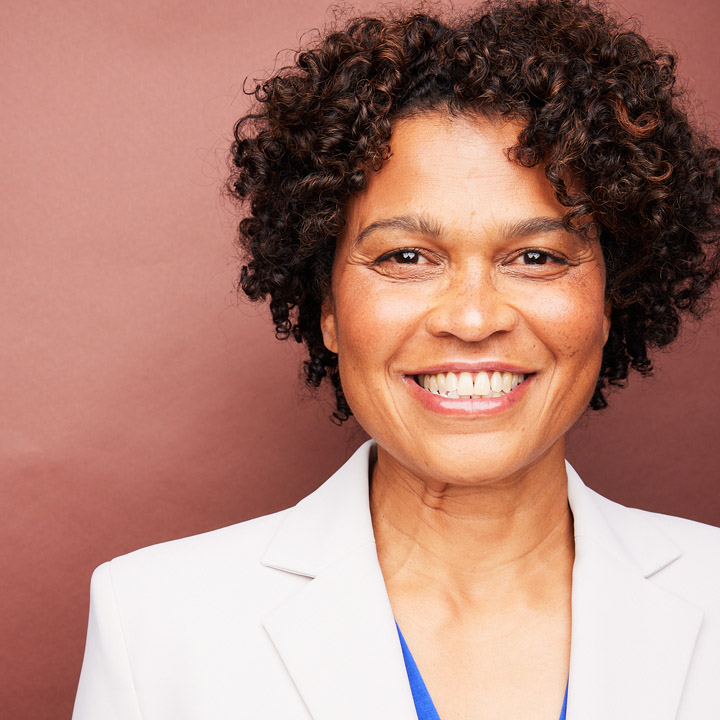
[76,508,321,718]
[92,441,377,616]
[97,507,307,622]
[585,485,720,603]
[591,486,720,557]
[567,462,720,562]
[628,505,720,587]
[109,507,289,577]
[568,462,720,607]
[633,506,720,550]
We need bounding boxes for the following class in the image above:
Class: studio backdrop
[1,1,718,718]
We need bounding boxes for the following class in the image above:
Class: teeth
[457,372,474,397]
[502,372,513,393]
[474,371,491,396]
[416,371,526,399]
[436,373,446,394]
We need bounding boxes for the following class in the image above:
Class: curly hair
[229,0,720,422]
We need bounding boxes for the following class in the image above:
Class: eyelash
[375,247,567,266]
[375,248,427,265]
[514,249,567,266]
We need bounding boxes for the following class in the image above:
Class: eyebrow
[350,213,572,248]
[351,215,444,249]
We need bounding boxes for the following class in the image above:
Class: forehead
[343,112,566,239]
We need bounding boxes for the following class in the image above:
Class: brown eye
[394,250,421,264]
[373,247,439,279]
[523,250,549,264]
[376,248,427,265]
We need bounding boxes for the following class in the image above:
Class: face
[321,112,611,486]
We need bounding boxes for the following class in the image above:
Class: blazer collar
[262,441,417,720]
[261,441,702,720]
[566,462,702,719]
[262,440,377,578]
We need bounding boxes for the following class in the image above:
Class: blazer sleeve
[72,562,144,720]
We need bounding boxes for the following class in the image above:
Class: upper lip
[405,362,535,375]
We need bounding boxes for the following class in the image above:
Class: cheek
[333,274,425,359]
[524,279,609,362]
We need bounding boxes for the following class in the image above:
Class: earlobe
[320,295,339,354]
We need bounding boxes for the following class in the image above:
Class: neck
[370,441,574,608]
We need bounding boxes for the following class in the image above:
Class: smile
[415,371,527,399]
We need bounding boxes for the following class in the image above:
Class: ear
[320,293,339,354]
[602,298,612,345]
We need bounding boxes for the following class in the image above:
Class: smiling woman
[73,1,720,719]
[317,114,608,717]
[322,115,611,492]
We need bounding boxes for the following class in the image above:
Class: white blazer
[73,441,720,719]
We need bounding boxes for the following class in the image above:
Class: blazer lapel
[566,463,703,719]
[260,441,417,720]
[258,444,703,719]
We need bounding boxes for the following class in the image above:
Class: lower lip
[404,374,533,416]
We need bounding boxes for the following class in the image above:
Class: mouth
[414,370,528,399]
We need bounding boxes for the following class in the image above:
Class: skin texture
[321,112,611,719]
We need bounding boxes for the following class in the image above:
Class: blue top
[396,623,568,720]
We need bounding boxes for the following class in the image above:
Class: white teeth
[436,372,446,394]
[416,371,526,399]
[502,371,513,393]
[474,371,491,396]
[457,372,474,397]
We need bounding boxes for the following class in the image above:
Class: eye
[513,249,567,266]
[502,247,570,278]
[522,250,551,265]
[371,246,440,279]
[391,249,422,264]
[376,248,427,265]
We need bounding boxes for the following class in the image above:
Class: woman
[73,1,720,718]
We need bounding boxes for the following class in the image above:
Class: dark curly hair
[229,0,720,422]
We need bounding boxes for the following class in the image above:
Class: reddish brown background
[1,1,718,717]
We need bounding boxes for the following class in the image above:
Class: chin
[377,432,560,488]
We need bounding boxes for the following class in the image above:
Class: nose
[425,264,519,342]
